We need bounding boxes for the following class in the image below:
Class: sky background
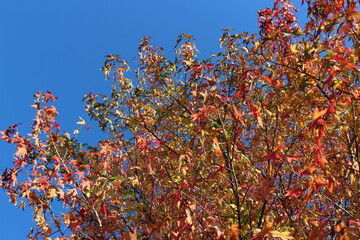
[0,0,305,238]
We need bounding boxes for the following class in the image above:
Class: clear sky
[0,0,305,238]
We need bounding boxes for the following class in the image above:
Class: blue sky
[0,0,305,238]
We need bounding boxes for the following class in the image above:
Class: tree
[1,0,360,239]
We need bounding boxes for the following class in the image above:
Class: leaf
[43,91,58,102]
[185,208,193,225]
[315,154,328,169]
[15,144,27,158]
[259,178,274,200]
[221,28,235,31]
[308,175,328,193]
[213,137,223,158]
[232,104,245,126]
[47,188,57,199]
[249,101,264,128]
[348,220,360,228]
[262,75,273,84]
[351,12,360,20]
[225,224,241,240]
[265,141,285,161]
[208,221,224,238]
[270,230,294,239]
[100,203,107,216]
[76,117,86,126]
[128,229,137,240]
[285,154,301,163]
[313,107,327,120]
[290,44,298,54]
[186,64,215,73]
[284,188,304,198]
[251,219,273,239]
[298,166,318,176]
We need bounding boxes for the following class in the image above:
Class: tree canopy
[1,0,360,239]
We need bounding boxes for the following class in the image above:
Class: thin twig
[319,191,356,219]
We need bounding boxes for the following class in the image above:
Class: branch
[257,200,267,229]
[47,122,104,230]
[182,192,226,229]
[143,123,180,156]
[319,192,356,219]
[268,60,331,100]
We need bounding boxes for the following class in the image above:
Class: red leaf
[44,106,58,115]
[43,91,58,102]
[323,97,337,117]
[265,142,285,161]
[175,181,189,200]
[80,178,93,190]
[248,101,264,128]
[75,170,86,180]
[186,64,215,73]
[207,164,226,179]
[349,220,360,228]
[100,203,107,216]
[284,188,303,198]
[232,104,245,126]
[262,75,272,84]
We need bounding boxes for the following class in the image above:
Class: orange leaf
[225,224,241,240]
[213,137,223,158]
[127,229,137,240]
[298,166,318,176]
[313,107,327,120]
[316,155,328,169]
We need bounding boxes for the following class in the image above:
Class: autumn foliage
[1,0,360,239]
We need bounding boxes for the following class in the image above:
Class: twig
[319,192,356,219]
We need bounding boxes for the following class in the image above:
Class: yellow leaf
[352,12,360,20]
[47,188,57,199]
[270,230,294,240]
[34,208,46,224]
[290,44,298,54]
[76,117,86,126]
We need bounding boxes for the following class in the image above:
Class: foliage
[1,0,360,239]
